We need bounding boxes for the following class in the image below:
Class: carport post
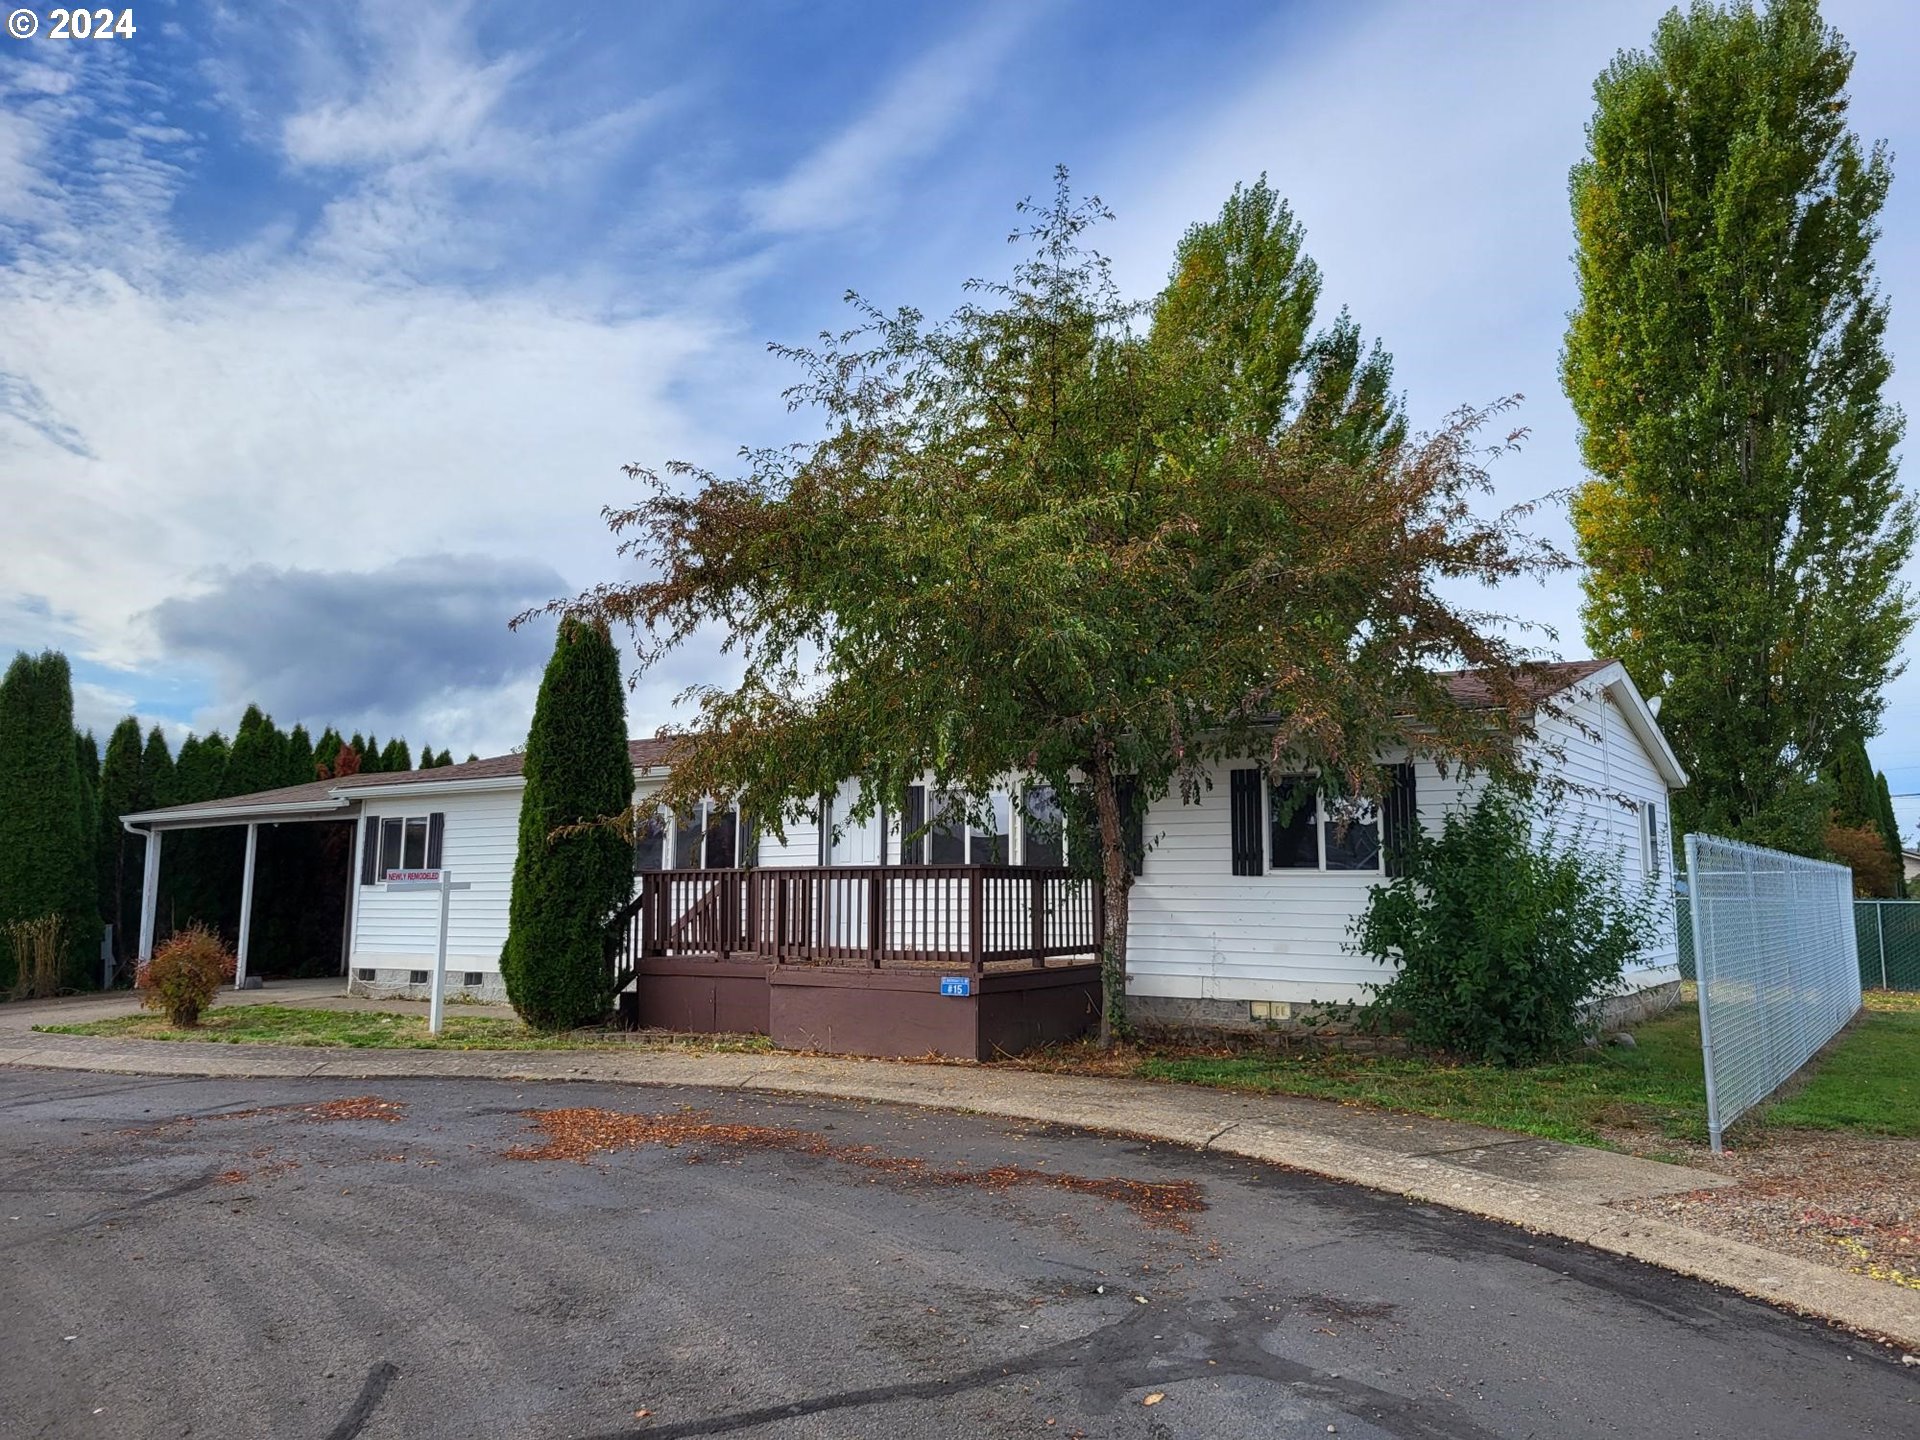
[234,822,259,990]
[429,868,454,1035]
[136,828,162,966]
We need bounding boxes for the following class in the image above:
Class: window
[1641,800,1661,877]
[705,805,739,869]
[907,786,1012,866]
[1022,787,1065,868]
[1267,778,1320,869]
[363,812,444,883]
[667,800,752,869]
[1322,794,1381,872]
[409,970,429,985]
[355,967,374,982]
[633,808,667,873]
[463,971,482,987]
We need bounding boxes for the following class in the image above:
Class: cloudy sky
[4,0,1919,827]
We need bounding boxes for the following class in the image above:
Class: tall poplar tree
[1564,0,1915,851]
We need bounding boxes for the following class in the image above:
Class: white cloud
[747,4,1041,234]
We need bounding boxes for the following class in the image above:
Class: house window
[669,800,752,869]
[906,786,1011,866]
[1266,778,1380,873]
[1022,787,1065,868]
[1267,778,1320,869]
[1641,800,1661,877]
[365,812,444,883]
[634,808,667,873]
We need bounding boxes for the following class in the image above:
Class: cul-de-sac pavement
[2,1068,1914,1439]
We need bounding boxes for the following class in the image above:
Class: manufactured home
[121,658,1685,1056]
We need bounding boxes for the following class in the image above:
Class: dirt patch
[1613,1129,1920,1293]
[131,1095,407,1134]
[503,1107,1207,1231]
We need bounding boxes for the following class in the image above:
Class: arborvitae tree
[1827,735,1881,829]
[97,717,145,961]
[1564,0,1915,853]
[142,726,175,807]
[0,652,103,988]
[1874,770,1907,898]
[379,738,411,773]
[311,728,343,779]
[418,744,438,770]
[465,752,479,764]
[74,730,100,905]
[224,705,284,798]
[360,734,382,773]
[501,616,632,1031]
[439,749,457,768]
[285,725,315,788]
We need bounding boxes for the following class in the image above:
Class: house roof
[123,737,682,828]
[1434,658,1614,709]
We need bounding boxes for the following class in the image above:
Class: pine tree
[380,738,411,773]
[501,617,632,1030]
[1564,0,1915,853]
[360,735,382,774]
[311,728,343,779]
[96,717,145,961]
[1874,770,1907,899]
[0,652,103,988]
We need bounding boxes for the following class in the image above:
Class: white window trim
[378,813,433,878]
[1264,776,1383,875]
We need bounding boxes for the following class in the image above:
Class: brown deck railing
[606,865,1101,989]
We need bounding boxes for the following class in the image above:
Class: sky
[3,0,1919,832]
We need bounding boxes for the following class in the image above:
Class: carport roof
[122,738,680,829]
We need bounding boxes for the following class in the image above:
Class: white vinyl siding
[350,785,523,974]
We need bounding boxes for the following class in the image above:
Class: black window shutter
[1383,763,1417,878]
[1229,768,1263,876]
[1116,778,1146,877]
[817,794,831,867]
[426,813,446,870]
[360,816,381,885]
[903,785,925,865]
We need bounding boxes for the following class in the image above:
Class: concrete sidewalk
[3,990,1916,1352]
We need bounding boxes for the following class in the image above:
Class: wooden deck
[607,865,1103,1059]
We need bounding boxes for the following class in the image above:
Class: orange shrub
[137,924,236,1027]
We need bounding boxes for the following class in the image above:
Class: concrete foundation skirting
[346,968,510,1005]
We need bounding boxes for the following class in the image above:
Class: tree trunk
[1089,741,1131,1048]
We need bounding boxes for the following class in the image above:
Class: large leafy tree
[501,616,633,1031]
[527,174,1561,1041]
[0,651,102,987]
[1564,0,1915,852]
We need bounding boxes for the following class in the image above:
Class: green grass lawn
[1129,990,1918,1151]
[36,1004,774,1053]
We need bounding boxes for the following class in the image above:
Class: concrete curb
[5,1032,1917,1353]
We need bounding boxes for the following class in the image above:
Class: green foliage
[501,616,633,1031]
[0,652,101,989]
[284,724,314,787]
[5,912,68,1000]
[137,922,235,1027]
[1873,770,1906,898]
[1564,0,1915,854]
[97,716,146,960]
[530,172,1562,1044]
[379,738,411,773]
[1353,784,1654,1064]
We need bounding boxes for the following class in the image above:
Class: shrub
[4,913,68,1000]
[1352,782,1654,1065]
[137,924,236,1028]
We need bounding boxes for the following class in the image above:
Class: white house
[121,658,1685,1049]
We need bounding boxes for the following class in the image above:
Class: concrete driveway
[1,1070,1913,1439]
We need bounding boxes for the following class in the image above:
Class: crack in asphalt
[572,1297,1503,1440]
[324,1361,399,1440]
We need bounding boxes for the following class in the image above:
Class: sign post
[382,869,473,1035]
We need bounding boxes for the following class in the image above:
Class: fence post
[1685,834,1725,1153]
[967,868,985,981]
[1877,900,1889,991]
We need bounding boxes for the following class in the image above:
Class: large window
[1265,779,1380,873]
[361,812,444,884]
[905,785,1010,866]
[645,800,754,870]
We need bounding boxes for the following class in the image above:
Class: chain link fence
[1683,834,1863,1151]
[1855,900,1920,991]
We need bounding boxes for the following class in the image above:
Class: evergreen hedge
[501,616,632,1031]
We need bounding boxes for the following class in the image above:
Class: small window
[409,970,428,985]
[1642,801,1661,876]
[674,807,704,869]
[372,813,442,881]
[705,806,739,869]
[1267,778,1319,869]
[971,794,1010,866]
[355,967,374,982]
[463,971,482,987]
[379,818,403,877]
[1022,787,1065,868]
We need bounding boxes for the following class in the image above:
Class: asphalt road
[0,1071,1913,1439]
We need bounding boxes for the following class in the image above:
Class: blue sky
[3,0,1919,833]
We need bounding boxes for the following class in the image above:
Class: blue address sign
[939,976,972,998]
